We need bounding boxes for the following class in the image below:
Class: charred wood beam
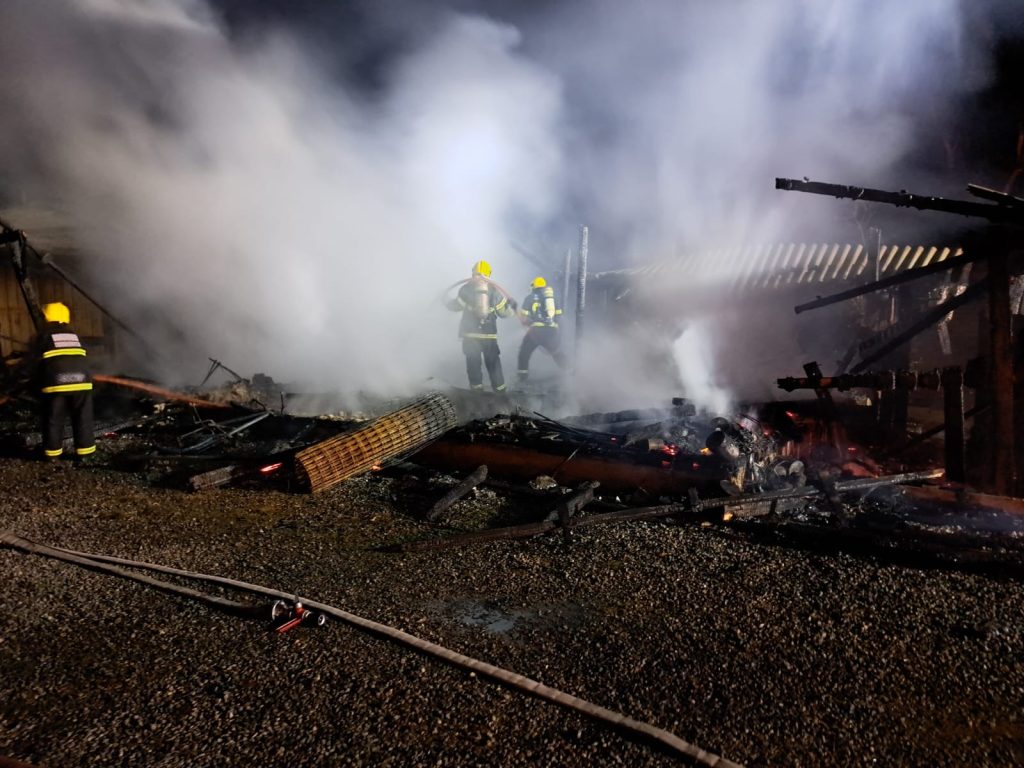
[793,251,983,315]
[779,359,988,393]
[413,440,726,496]
[35,251,143,343]
[188,464,248,491]
[543,480,600,543]
[5,233,45,331]
[692,470,941,514]
[881,404,985,458]
[394,500,682,553]
[574,225,588,370]
[839,280,986,375]
[850,279,987,373]
[988,250,1015,495]
[561,247,572,331]
[561,405,695,427]
[965,184,1024,207]
[393,471,943,552]
[775,178,1024,225]
[0,217,140,340]
[425,465,488,522]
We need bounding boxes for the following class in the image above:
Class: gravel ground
[1,455,1023,767]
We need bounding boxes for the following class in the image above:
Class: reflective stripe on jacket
[519,286,561,327]
[36,322,92,394]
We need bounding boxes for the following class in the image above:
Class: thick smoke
[515,0,1003,411]
[0,0,563,397]
[0,0,1015,411]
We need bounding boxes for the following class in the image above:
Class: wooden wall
[0,261,107,358]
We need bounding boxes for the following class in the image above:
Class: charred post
[941,366,967,483]
[988,246,1015,494]
[574,225,588,370]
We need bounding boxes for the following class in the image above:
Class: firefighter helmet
[42,302,70,325]
[471,260,492,278]
[531,277,547,289]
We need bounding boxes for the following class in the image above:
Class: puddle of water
[433,599,588,636]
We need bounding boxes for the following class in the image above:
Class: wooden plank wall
[0,262,107,357]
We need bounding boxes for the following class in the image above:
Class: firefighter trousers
[41,390,95,458]
[517,326,565,378]
[462,338,506,392]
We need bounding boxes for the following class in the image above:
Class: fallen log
[426,465,488,522]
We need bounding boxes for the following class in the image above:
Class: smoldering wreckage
[2,180,1024,768]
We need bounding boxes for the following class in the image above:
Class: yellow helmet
[531,277,547,289]
[471,260,492,278]
[42,302,70,325]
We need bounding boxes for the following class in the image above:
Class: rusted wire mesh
[295,392,458,493]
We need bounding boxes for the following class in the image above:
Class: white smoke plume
[0,0,563,398]
[0,0,1016,411]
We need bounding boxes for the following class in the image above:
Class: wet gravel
[1,456,1023,767]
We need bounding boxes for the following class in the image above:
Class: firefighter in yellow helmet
[31,302,95,461]
[516,276,565,382]
[445,261,517,392]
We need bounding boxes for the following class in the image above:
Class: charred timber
[793,251,983,315]
[775,178,1024,225]
[425,465,488,522]
[394,470,943,552]
[544,480,600,528]
[413,440,728,496]
[850,280,987,373]
[778,363,986,393]
[965,184,1024,208]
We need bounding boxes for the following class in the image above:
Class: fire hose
[0,531,743,768]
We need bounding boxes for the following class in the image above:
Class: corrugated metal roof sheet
[590,243,962,292]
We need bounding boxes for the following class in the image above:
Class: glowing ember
[260,462,284,474]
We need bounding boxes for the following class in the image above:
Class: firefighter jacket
[32,321,93,394]
[519,286,561,327]
[447,279,514,339]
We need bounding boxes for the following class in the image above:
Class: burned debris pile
[3,184,1024,573]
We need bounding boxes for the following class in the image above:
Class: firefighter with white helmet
[445,261,516,392]
[516,276,566,382]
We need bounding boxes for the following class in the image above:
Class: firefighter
[446,261,516,392]
[516,276,566,382]
[32,302,95,462]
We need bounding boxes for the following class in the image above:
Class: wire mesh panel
[294,392,458,493]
